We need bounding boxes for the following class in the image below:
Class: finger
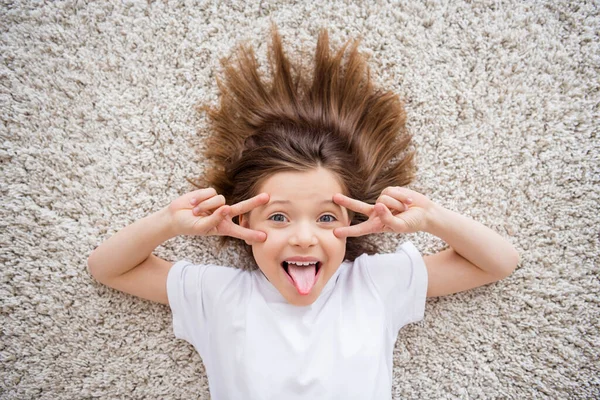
[382,186,414,205]
[189,188,218,206]
[227,193,270,217]
[192,194,226,216]
[334,219,381,238]
[375,203,407,233]
[196,204,230,233]
[376,194,407,214]
[332,193,373,216]
[221,221,267,243]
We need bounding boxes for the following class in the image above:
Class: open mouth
[281,261,321,275]
[281,261,322,295]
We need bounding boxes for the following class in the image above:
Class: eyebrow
[269,199,335,205]
[264,199,342,211]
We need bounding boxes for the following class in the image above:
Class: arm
[87,189,269,305]
[332,187,520,298]
[87,207,176,304]
[422,204,520,297]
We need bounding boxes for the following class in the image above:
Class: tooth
[288,261,317,266]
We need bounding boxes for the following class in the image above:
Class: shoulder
[169,260,248,279]
[351,241,422,271]
[167,261,251,301]
[168,260,240,281]
[350,241,427,292]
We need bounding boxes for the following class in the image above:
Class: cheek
[252,226,284,250]
[332,232,347,253]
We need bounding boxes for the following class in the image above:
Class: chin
[284,278,328,306]
[286,291,320,306]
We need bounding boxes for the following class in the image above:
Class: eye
[268,213,287,223]
[267,213,337,223]
[319,214,337,223]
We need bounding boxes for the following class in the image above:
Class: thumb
[375,203,407,233]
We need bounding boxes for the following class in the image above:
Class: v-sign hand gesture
[168,188,269,243]
[332,187,434,238]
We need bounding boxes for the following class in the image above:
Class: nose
[288,220,318,248]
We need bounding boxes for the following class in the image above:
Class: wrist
[153,206,178,240]
[423,202,448,235]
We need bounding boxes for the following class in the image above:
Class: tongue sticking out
[287,263,317,295]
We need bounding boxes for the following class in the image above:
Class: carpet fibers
[1,0,598,398]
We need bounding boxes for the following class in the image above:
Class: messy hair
[188,23,416,269]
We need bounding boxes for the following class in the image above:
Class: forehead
[254,168,346,212]
[257,168,345,194]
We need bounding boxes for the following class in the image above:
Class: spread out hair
[187,23,417,269]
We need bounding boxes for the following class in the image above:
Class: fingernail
[190,197,197,205]
[406,198,413,204]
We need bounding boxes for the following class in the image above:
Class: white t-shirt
[167,240,428,400]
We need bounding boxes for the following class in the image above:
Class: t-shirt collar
[254,261,347,304]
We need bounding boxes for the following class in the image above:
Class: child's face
[239,167,351,306]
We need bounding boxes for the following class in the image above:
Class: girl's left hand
[332,187,435,238]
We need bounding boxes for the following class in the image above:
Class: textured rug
[1,0,598,398]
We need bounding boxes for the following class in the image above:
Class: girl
[87,24,519,399]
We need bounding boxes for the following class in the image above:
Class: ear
[347,210,355,226]
[238,212,249,228]
[238,213,252,246]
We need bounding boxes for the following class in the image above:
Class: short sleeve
[166,260,210,349]
[364,241,428,333]
[166,261,245,356]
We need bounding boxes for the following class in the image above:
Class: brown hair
[188,23,417,269]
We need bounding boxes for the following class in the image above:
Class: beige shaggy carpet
[1,0,598,398]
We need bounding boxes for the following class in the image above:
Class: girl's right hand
[167,188,270,243]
